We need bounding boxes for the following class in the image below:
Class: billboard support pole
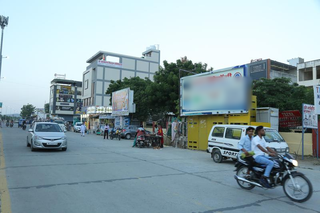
[302,103,304,160]
[317,125,319,159]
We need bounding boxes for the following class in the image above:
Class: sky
[0,0,320,115]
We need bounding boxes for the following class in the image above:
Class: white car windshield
[35,124,62,132]
[264,129,285,142]
[76,123,82,126]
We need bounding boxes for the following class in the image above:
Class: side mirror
[28,129,33,132]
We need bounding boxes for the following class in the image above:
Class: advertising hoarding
[314,86,320,114]
[279,110,301,128]
[112,88,130,116]
[303,104,318,129]
[180,66,250,116]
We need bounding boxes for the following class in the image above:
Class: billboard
[279,110,301,128]
[314,86,320,114]
[303,104,318,129]
[112,88,133,116]
[180,66,250,116]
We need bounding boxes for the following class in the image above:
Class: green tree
[148,57,213,116]
[44,103,49,114]
[252,77,313,112]
[106,77,153,122]
[20,104,36,119]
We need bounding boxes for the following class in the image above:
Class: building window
[85,80,89,89]
[299,68,313,81]
[317,66,320,79]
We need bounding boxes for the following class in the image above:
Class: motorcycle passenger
[238,127,255,176]
[132,125,145,147]
[252,126,277,188]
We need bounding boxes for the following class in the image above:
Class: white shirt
[251,135,267,158]
[80,124,86,132]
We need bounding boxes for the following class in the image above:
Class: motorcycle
[10,122,13,128]
[6,122,9,127]
[110,129,121,140]
[234,153,313,203]
[22,124,26,130]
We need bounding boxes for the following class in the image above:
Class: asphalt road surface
[0,125,319,213]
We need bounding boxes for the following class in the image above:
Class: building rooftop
[270,59,296,71]
[51,79,82,87]
[86,49,160,63]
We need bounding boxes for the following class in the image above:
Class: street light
[0,15,9,79]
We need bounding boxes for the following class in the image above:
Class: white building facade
[297,59,320,87]
[82,47,160,107]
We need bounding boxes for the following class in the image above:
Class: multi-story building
[49,79,82,122]
[82,46,160,107]
[297,59,320,87]
[247,58,297,82]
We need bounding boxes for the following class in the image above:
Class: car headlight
[285,147,289,153]
[34,135,44,140]
[61,136,67,140]
[34,141,41,146]
[291,159,298,167]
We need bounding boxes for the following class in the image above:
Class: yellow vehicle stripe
[0,131,12,213]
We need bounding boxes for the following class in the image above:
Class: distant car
[53,120,66,132]
[73,122,83,133]
[120,125,138,139]
[27,122,67,151]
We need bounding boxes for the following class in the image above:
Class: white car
[53,120,66,132]
[27,122,67,151]
[73,122,83,132]
[207,125,289,163]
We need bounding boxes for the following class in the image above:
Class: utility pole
[0,15,9,79]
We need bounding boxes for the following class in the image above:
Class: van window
[212,127,225,137]
[225,128,242,140]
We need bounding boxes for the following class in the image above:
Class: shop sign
[279,110,301,128]
[97,60,122,68]
[87,106,96,114]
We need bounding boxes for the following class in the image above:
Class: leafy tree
[252,78,313,112]
[106,77,153,122]
[44,103,49,114]
[20,104,36,119]
[148,57,213,116]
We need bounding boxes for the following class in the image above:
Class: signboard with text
[112,88,130,116]
[97,60,122,68]
[303,104,318,129]
[180,66,250,116]
[279,110,301,128]
[314,86,320,114]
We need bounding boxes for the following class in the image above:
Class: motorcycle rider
[132,125,145,147]
[252,126,277,188]
[238,127,255,176]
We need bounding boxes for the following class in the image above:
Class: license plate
[48,142,57,145]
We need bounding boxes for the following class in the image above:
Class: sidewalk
[295,155,320,171]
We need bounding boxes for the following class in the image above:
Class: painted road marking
[0,131,12,213]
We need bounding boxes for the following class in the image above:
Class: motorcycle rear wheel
[236,165,255,190]
[283,172,313,203]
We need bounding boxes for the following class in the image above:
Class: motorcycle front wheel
[236,165,255,190]
[283,172,313,203]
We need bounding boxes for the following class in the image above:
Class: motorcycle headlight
[292,159,298,167]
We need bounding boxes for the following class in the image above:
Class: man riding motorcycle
[238,127,255,176]
[251,125,277,188]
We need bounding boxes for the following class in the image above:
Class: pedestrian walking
[80,122,86,137]
[104,123,110,139]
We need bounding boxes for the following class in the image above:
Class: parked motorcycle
[234,153,313,203]
[136,135,148,148]
[110,129,121,140]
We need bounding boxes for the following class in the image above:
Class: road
[0,125,319,213]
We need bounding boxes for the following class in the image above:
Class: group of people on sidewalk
[238,125,277,188]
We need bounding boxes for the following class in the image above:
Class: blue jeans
[255,155,274,177]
